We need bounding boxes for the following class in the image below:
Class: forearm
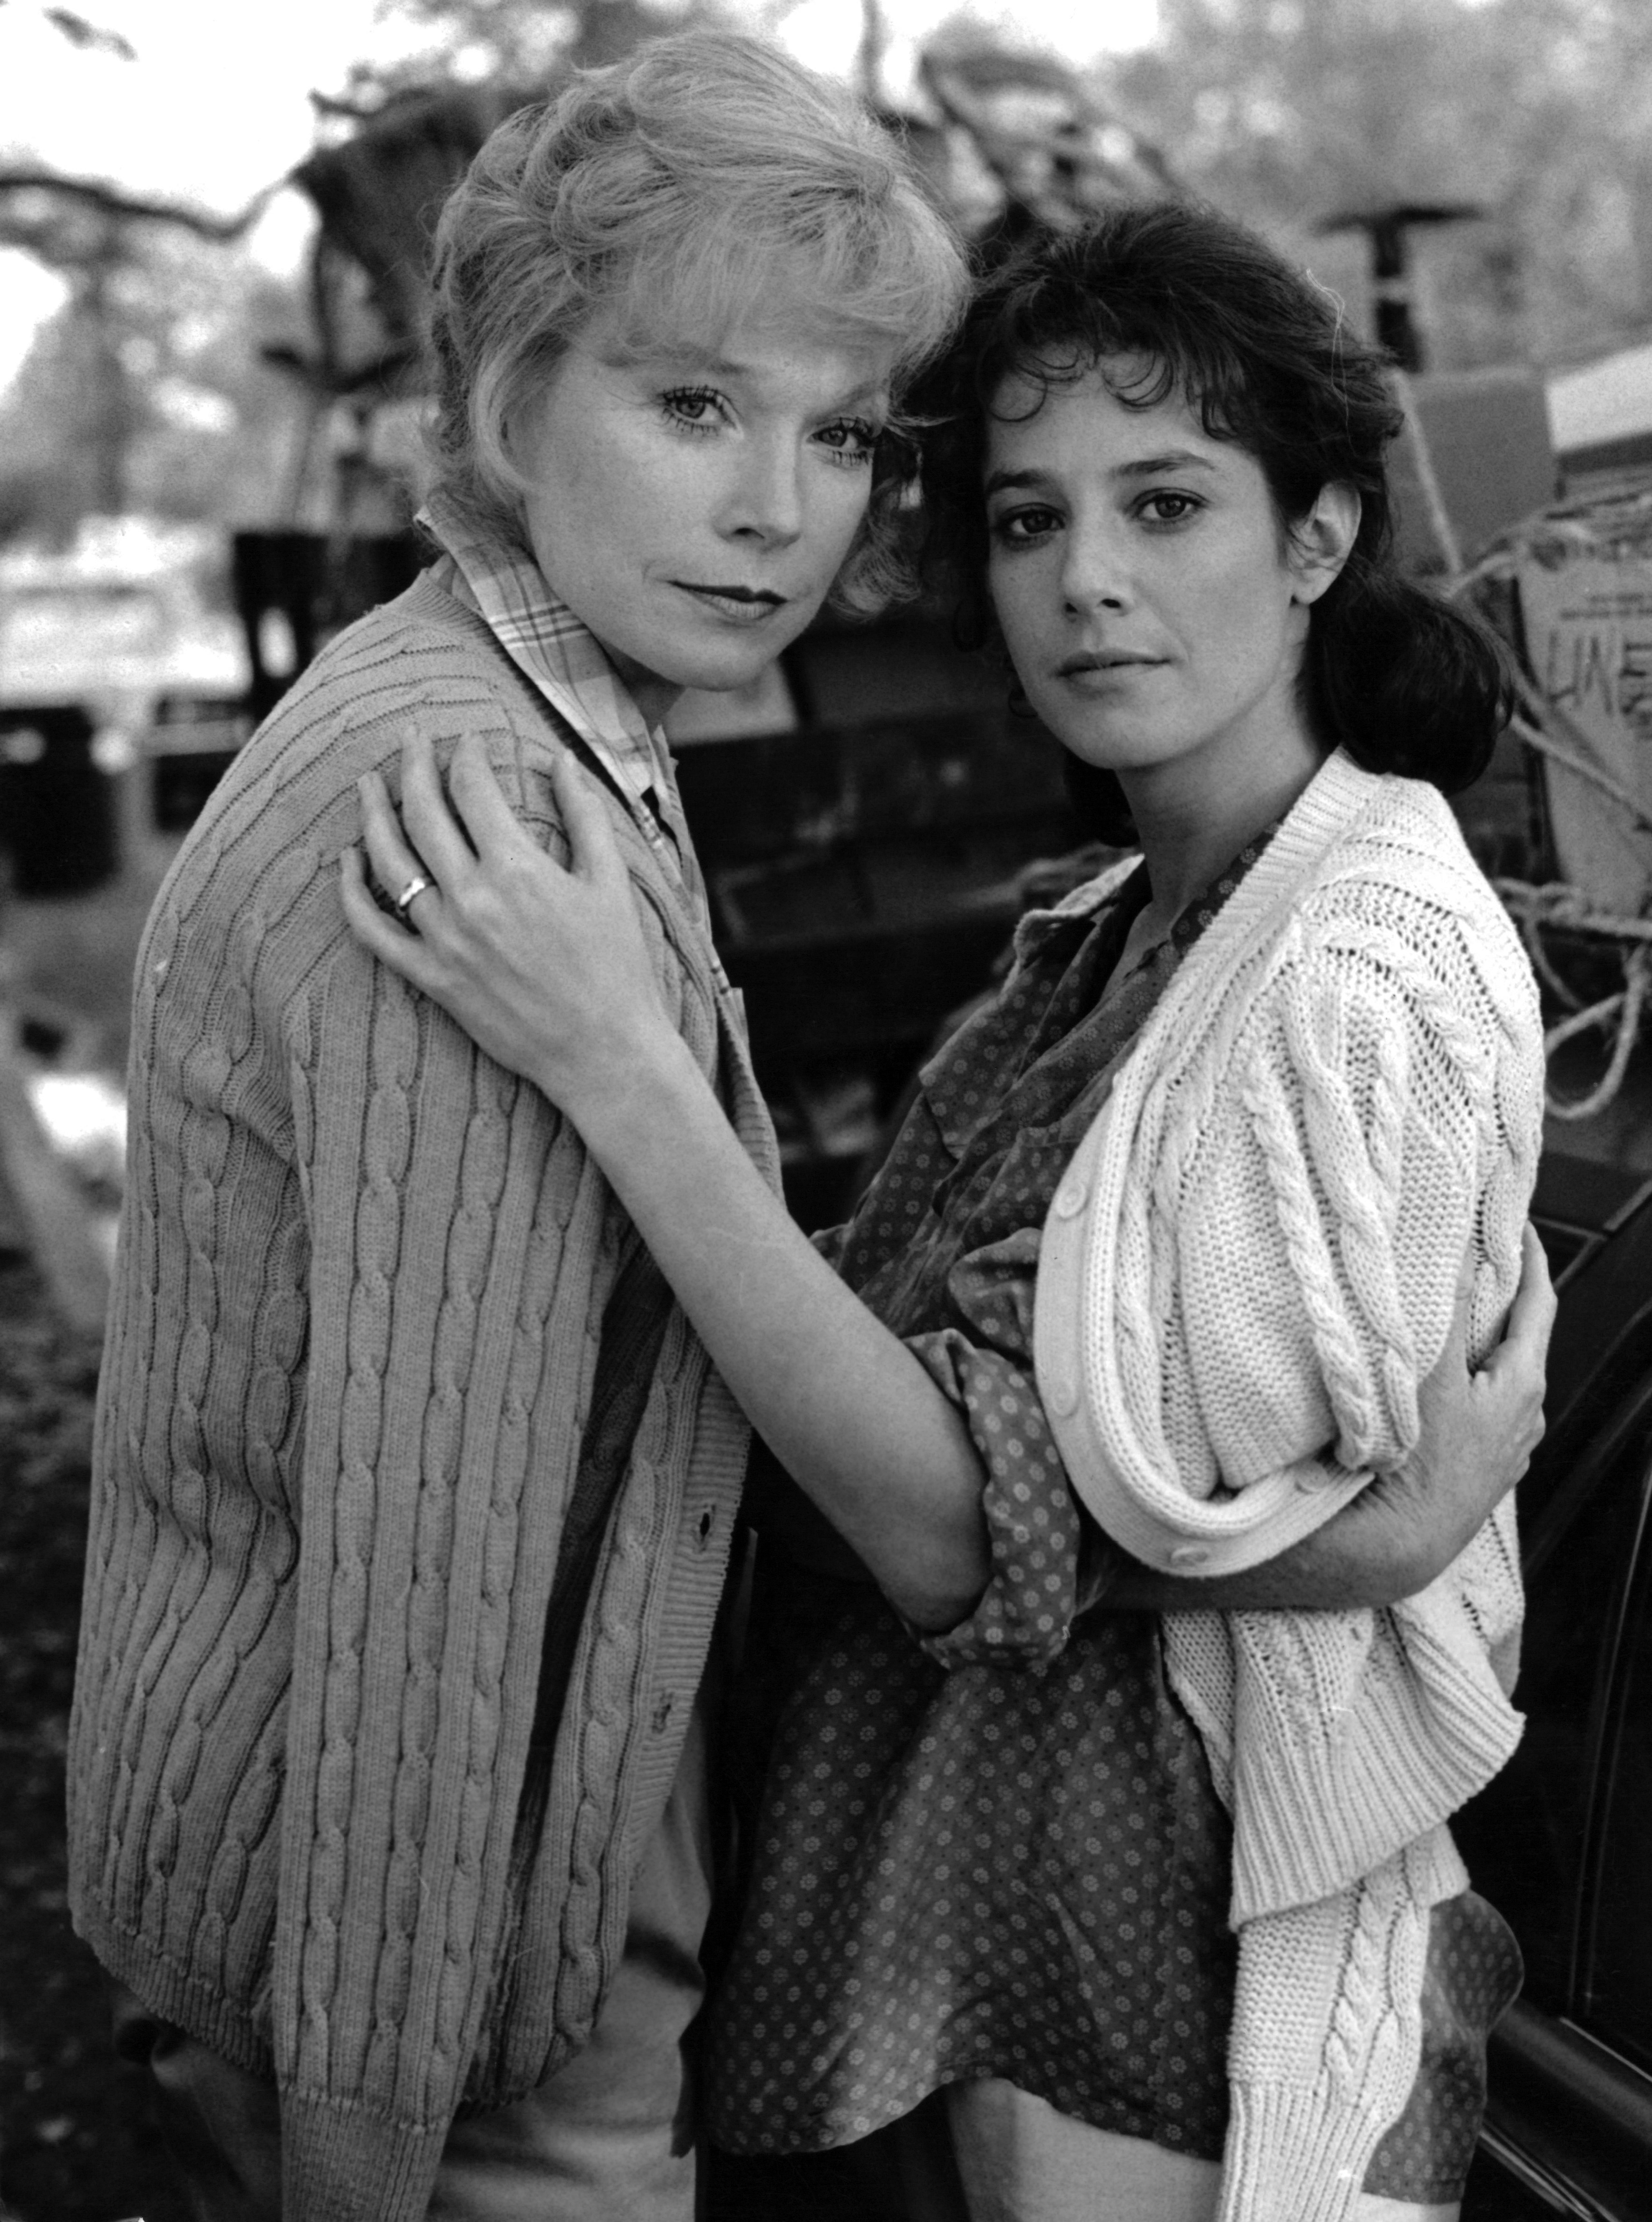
[566,1034,991,1630]
[1100,1462,1474,1613]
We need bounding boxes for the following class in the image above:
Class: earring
[1007,672,1039,722]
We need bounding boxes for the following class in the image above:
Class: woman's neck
[1119,721,1329,939]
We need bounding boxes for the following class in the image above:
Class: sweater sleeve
[1040,893,1542,1576]
[1155,904,1541,1920]
[1167,910,1530,1494]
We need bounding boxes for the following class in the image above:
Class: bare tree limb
[0,1,136,59]
[0,168,279,240]
[41,7,136,59]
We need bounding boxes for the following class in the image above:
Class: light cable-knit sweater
[68,568,777,2222]
[1034,749,1544,2221]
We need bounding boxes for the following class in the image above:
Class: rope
[1541,946,1651,1122]
[1496,880,1652,1116]
[1508,697,1652,843]
[1401,389,1652,1119]
[1517,908,1586,1013]
[1494,880,1652,946]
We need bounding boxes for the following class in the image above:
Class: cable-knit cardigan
[1034,749,1544,2222]
[68,570,777,2222]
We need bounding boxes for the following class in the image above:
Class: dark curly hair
[916,200,1511,839]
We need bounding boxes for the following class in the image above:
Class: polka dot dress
[706,843,1521,2201]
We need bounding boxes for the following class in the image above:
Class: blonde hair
[426,28,968,613]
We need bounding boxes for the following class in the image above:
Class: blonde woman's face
[512,316,893,725]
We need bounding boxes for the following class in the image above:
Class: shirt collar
[1086,812,1289,994]
[418,488,674,816]
[1165,812,1285,959]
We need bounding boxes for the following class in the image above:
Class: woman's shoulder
[274,568,537,725]
[233,577,585,818]
[1290,768,1535,1015]
[149,578,587,956]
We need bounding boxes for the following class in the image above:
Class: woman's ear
[1289,481,1361,605]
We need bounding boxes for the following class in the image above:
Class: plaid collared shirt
[420,490,709,924]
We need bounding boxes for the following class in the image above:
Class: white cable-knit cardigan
[1033,749,1544,2222]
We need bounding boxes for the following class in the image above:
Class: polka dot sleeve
[904,1328,1086,1668]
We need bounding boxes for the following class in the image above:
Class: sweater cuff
[282,2094,447,2222]
[1219,2080,1393,2222]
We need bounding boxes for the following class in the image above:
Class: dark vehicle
[1458,1149,1652,2220]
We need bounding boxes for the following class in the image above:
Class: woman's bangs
[607,211,951,382]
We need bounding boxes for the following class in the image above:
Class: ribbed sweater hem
[1226,1663,1518,1922]
[1219,2080,1393,2222]
[282,2094,446,2222]
[71,1903,274,2079]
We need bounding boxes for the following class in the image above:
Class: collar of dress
[418,490,675,820]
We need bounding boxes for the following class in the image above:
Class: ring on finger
[394,872,433,921]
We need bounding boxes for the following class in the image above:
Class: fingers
[1501,1223,1558,1365]
[1462,1226,1553,1487]
[1439,1236,1479,1371]
[400,731,479,892]
[446,732,540,870]
[445,733,622,893]
[339,844,441,990]
[358,767,433,917]
[548,748,629,891]
[1415,1240,1478,1409]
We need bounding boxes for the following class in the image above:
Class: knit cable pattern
[1033,751,1544,2221]
[68,573,763,2219]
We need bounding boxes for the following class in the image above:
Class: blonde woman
[68,33,967,2222]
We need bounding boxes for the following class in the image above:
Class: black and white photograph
[0,1,1647,2216]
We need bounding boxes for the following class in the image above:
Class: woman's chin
[660,645,791,700]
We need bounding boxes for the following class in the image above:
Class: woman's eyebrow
[630,345,887,412]
[983,466,1048,497]
[831,380,891,411]
[984,450,1219,499]
[1115,449,1218,477]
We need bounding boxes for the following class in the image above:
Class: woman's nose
[1061,525,1132,614]
[721,440,804,547]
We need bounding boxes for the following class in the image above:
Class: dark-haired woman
[344,201,1551,2222]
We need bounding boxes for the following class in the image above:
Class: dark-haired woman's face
[984,359,1348,799]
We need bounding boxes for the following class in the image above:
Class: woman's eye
[990,506,1061,547]
[816,418,880,464]
[1139,490,1201,524]
[661,387,726,432]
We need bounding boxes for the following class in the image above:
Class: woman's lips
[1055,652,1168,690]
[674,582,788,624]
[1057,651,1164,676]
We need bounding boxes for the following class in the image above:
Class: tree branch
[0,168,277,240]
[0,2,136,60]
[41,7,136,59]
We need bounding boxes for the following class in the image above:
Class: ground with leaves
[0,1253,184,2222]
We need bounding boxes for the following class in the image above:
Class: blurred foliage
[0,0,720,546]
[340,0,713,102]
[0,229,310,545]
[1103,0,1652,369]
